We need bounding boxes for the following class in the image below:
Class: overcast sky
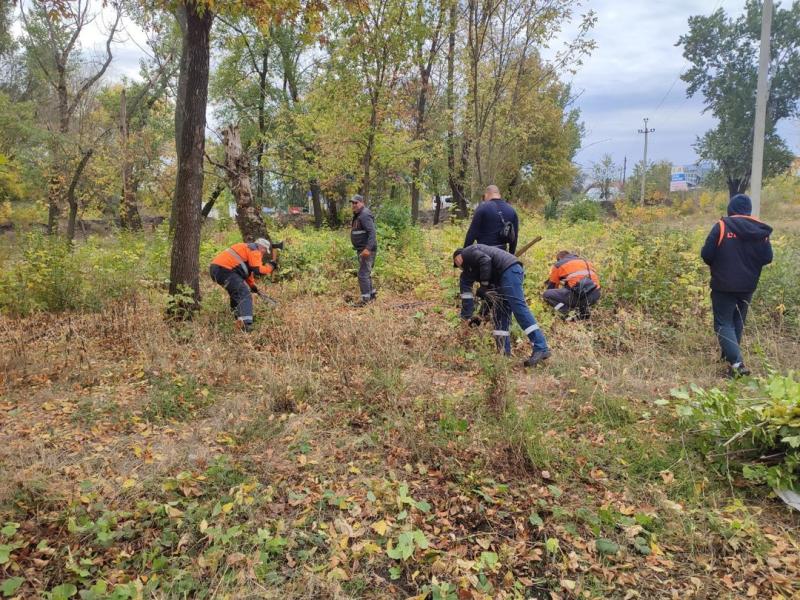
[62,0,800,173]
[562,0,799,172]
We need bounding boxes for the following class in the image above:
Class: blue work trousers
[492,265,549,355]
[711,290,751,367]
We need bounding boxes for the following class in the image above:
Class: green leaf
[412,529,429,550]
[670,388,690,400]
[547,485,563,498]
[545,537,560,554]
[414,500,431,513]
[0,545,11,565]
[479,551,498,570]
[0,524,19,537]
[528,512,544,528]
[388,566,402,580]
[633,536,651,556]
[49,583,78,600]
[595,538,620,556]
[1,577,24,597]
[387,531,415,560]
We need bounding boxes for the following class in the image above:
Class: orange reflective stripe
[717,219,725,246]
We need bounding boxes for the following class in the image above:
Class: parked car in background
[430,195,453,210]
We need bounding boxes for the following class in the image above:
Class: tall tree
[679,1,800,197]
[168,1,213,312]
[589,153,618,201]
[20,0,121,238]
[409,0,446,223]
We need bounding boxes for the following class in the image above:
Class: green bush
[673,372,800,491]
[564,198,601,224]
[273,225,352,294]
[0,232,148,316]
[376,199,412,235]
[603,225,707,323]
[752,236,800,334]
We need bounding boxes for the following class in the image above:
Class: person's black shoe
[726,363,751,379]
[523,350,551,368]
[353,297,374,307]
[370,291,378,300]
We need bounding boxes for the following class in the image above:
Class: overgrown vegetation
[1,193,799,598]
[674,372,800,491]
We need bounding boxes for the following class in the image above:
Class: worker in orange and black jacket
[210,238,278,332]
[542,251,601,320]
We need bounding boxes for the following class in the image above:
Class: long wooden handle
[515,235,543,257]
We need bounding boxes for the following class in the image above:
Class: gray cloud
[564,0,799,170]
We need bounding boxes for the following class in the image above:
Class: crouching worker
[542,251,601,320]
[454,244,551,367]
[210,238,278,332]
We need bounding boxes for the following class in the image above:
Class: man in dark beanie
[701,194,773,378]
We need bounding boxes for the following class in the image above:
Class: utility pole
[638,118,655,204]
[622,156,627,187]
[750,0,773,218]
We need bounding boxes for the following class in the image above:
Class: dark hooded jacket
[459,244,521,287]
[700,195,773,293]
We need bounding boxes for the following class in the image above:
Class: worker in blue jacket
[700,194,773,378]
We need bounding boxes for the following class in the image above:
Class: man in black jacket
[350,194,378,305]
[700,194,773,377]
[463,185,519,253]
[454,244,551,367]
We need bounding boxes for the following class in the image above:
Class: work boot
[370,290,378,300]
[353,297,373,308]
[726,363,751,379]
[235,320,253,333]
[523,350,551,368]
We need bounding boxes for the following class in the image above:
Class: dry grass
[1,217,800,598]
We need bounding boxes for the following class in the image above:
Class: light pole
[638,118,655,204]
[750,0,773,217]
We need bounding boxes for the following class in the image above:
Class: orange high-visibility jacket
[548,254,601,290]
[211,242,274,288]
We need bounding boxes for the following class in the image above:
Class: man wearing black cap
[350,194,378,305]
[701,194,773,378]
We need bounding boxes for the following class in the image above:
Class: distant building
[682,162,713,188]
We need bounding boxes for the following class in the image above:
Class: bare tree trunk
[433,193,441,225]
[256,49,268,206]
[411,158,421,224]
[310,179,323,229]
[223,124,267,241]
[168,2,213,314]
[727,176,748,198]
[328,184,343,229]
[446,0,468,219]
[66,149,94,241]
[201,181,225,218]
[361,99,378,200]
[47,172,61,235]
[119,89,142,230]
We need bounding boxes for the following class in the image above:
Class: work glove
[476,285,491,299]
[251,286,259,295]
